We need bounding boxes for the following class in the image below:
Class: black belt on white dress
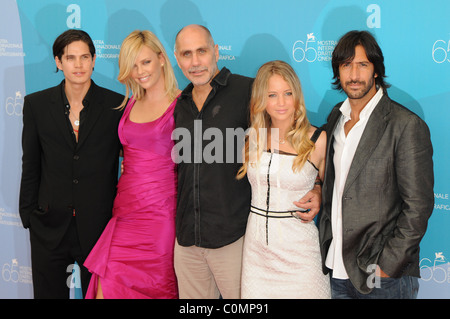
[250,205,308,219]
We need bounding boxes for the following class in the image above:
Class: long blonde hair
[237,60,314,179]
[117,30,178,109]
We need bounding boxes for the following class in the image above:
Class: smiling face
[339,44,377,101]
[55,40,95,87]
[131,45,165,92]
[265,74,296,127]
[175,25,219,88]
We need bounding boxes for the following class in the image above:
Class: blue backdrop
[1,0,448,299]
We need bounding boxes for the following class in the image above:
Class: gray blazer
[319,94,434,294]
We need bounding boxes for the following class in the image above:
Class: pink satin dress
[84,97,178,299]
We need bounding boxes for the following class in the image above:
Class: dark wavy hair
[52,29,95,72]
[331,30,390,92]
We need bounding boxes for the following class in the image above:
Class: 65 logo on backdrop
[292,33,336,63]
[420,252,450,284]
[5,90,23,116]
[432,39,450,63]
[292,4,381,64]
[1,258,32,284]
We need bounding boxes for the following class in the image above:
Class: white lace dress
[241,150,331,299]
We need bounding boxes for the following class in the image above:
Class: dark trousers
[29,218,91,299]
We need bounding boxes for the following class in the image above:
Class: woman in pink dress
[84,30,180,298]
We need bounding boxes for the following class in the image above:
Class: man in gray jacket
[319,30,434,298]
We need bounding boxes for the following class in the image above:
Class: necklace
[269,127,287,145]
[69,111,80,126]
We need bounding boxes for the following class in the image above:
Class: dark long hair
[331,30,390,92]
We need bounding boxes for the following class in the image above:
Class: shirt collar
[180,67,231,99]
[60,79,94,109]
[339,87,383,121]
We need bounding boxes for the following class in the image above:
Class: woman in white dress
[237,60,330,299]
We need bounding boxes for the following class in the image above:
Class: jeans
[330,276,419,299]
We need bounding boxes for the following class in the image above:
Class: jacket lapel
[48,83,75,149]
[325,105,342,155]
[76,82,105,150]
[322,105,342,203]
[344,95,391,192]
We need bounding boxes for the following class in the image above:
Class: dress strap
[310,127,323,144]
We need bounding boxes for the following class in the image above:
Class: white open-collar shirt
[325,88,383,279]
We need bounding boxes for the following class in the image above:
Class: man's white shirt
[325,88,383,279]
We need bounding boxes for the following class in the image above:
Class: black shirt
[173,67,254,248]
[61,80,92,144]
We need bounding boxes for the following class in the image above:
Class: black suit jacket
[19,80,124,256]
[319,94,434,294]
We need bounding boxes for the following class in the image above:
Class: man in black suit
[19,30,124,298]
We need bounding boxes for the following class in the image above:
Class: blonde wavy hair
[117,30,178,109]
[237,60,314,179]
